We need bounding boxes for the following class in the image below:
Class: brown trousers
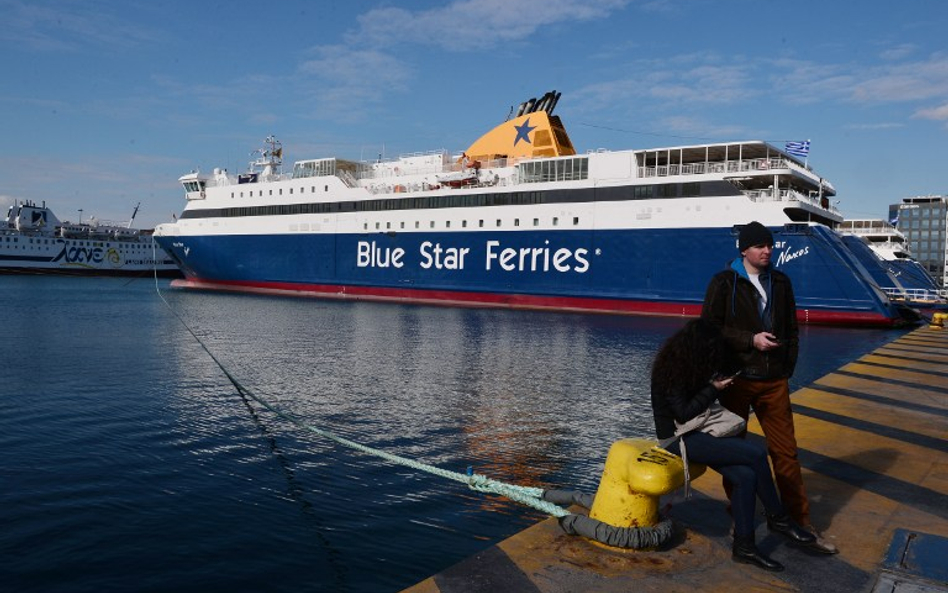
[719,377,810,526]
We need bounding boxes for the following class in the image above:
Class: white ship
[838,219,946,309]
[154,91,914,326]
[1,200,180,277]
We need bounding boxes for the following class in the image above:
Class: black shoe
[801,524,839,555]
[733,535,784,572]
[767,513,817,544]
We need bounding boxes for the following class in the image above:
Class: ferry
[1,201,180,277]
[839,219,947,311]
[154,91,913,327]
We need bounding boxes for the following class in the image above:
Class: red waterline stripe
[170,278,900,327]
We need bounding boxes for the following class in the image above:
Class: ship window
[682,182,700,197]
[363,223,368,230]
[325,185,329,192]
[375,222,380,230]
[573,217,579,225]
[279,189,283,195]
[430,221,435,228]
[386,222,391,229]
[446,221,451,228]
[400,222,405,229]
[514,219,520,227]
[479,220,484,228]
[415,221,420,228]
[553,217,559,226]
[533,218,539,227]
[240,192,244,198]
[269,190,273,196]
[496,219,502,227]
[290,188,293,194]
[462,220,467,228]
[312,186,316,193]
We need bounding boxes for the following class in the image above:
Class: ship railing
[444,156,509,173]
[864,239,910,254]
[838,221,899,234]
[882,286,948,303]
[743,188,841,216]
[357,156,511,182]
[639,156,789,178]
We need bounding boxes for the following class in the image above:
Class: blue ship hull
[157,223,906,326]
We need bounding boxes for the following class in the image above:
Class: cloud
[769,58,856,104]
[914,103,948,121]
[880,44,917,61]
[299,46,412,90]
[296,45,414,120]
[850,53,948,103]
[289,0,632,118]
[843,122,905,130]
[659,115,751,139]
[137,0,632,124]
[349,0,632,51]
[573,54,758,117]
[0,0,162,51]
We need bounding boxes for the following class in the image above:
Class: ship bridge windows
[182,180,206,193]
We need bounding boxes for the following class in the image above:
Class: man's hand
[753,332,780,351]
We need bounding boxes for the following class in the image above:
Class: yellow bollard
[589,438,706,532]
[930,312,947,329]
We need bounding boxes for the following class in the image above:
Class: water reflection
[163,292,906,504]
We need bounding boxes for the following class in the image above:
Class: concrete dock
[404,325,948,593]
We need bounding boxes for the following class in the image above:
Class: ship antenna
[128,202,140,228]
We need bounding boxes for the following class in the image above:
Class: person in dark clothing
[701,221,838,554]
[651,319,814,572]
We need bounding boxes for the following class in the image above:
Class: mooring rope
[149,255,569,518]
[148,246,678,549]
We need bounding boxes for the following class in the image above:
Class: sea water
[0,276,907,592]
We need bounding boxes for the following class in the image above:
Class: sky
[1,0,946,229]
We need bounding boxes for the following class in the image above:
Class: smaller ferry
[838,219,947,311]
[1,201,181,277]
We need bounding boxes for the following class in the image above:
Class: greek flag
[785,140,810,158]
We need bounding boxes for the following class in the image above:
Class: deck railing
[743,188,842,217]
[882,286,948,303]
[639,156,788,178]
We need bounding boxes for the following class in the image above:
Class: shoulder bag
[657,402,746,498]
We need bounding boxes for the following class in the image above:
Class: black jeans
[667,431,784,537]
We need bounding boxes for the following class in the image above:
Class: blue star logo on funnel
[513,118,536,146]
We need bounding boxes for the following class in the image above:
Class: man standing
[701,221,838,554]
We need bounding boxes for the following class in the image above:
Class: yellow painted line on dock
[404,327,948,593]
[839,362,947,389]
